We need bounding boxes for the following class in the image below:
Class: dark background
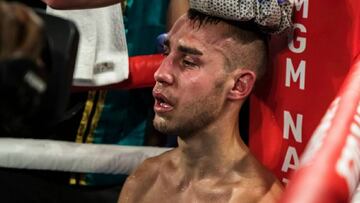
[7,0,46,9]
[0,1,121,202]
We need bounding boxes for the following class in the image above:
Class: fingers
[11,2,44,61]
[0,2,20,59]
[0,2,44,62]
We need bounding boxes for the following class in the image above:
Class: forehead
[167,15,235,54]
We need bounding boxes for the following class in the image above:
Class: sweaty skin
[118,14,283,203]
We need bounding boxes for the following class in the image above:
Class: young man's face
[152,15,235,137]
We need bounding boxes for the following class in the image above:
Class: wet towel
[47,3,129,86]
[190,0,294,34]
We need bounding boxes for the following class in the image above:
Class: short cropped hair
[187,9,268,81]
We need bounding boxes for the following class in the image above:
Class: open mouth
[153,92,174,113]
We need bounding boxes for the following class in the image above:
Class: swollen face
[152,15,229,137]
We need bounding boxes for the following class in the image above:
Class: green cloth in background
[83,0,169,186]
[124,0,169,56]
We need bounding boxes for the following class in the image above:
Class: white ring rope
[0,138,172,174]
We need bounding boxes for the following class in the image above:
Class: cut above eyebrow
[163,39,203,56]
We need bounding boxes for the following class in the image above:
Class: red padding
[281,55,360,203]
[72,54,164,91]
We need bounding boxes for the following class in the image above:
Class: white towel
[47,4,129,86]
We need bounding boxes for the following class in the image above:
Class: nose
[154,57,174,85]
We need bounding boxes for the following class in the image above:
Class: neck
[176,113,249,180]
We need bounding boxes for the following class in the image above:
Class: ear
[227,69,256,100]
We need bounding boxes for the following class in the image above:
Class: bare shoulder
[258,180,283,203]
[249,155,284,203]
[229,175,283,203]
[118,149,175,203]
[230,153,284,203]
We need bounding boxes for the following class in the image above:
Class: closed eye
[182,59,197,67]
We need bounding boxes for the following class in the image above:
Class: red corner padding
[280,56,360,203]
[111,54,164,89]
[72,54,164,91]
[249,0,360,184]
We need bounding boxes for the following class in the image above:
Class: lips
[152,91,174,113]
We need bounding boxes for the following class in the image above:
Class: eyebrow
[178,45,203,56]
[164,39,203,56]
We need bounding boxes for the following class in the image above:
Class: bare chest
[135,179,240,203]
[133,180,270,203]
